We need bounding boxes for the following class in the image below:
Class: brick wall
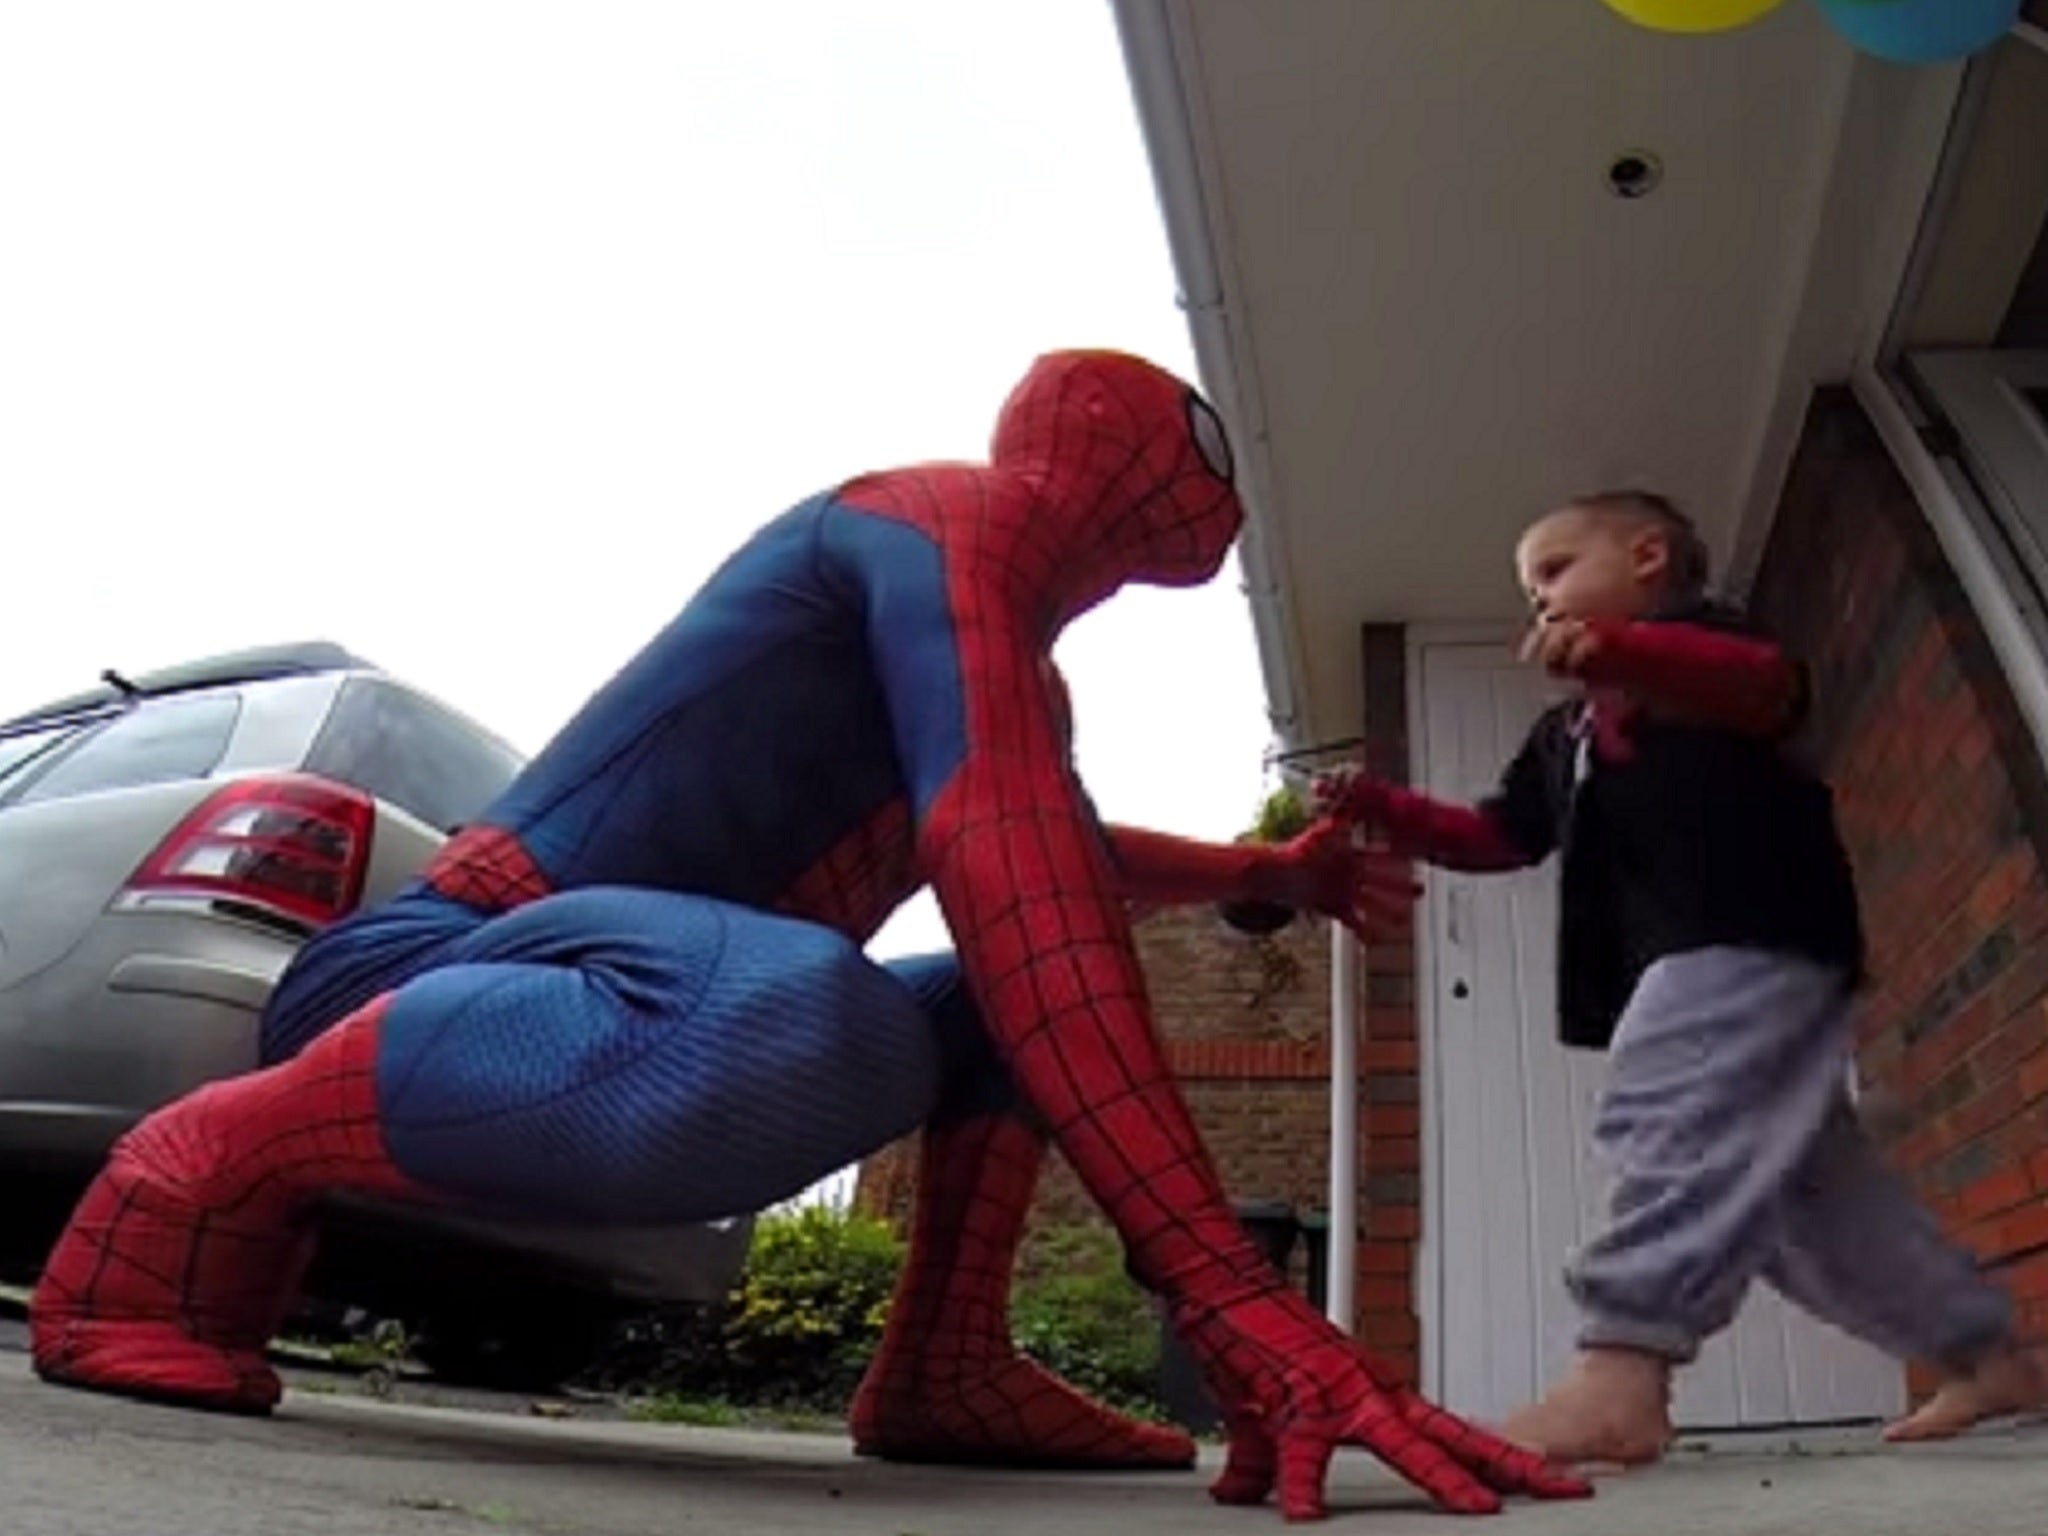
[1747,387,2048,1365]
[1353,623,1423,1377]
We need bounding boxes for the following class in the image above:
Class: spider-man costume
[31,350,1586,1520]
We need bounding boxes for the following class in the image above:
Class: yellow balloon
[1601,0,1787,31]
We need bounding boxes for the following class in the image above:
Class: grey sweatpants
[1568,947,2013,1370]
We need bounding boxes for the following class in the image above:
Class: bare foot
[1500,1347,1674,1469]
[1885,1348,2048,1443]
[848,1347,1197,1470]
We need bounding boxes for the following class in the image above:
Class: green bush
[1011,1224,1164,1418]
[589,1207,1166,1422]
[582,1202,903,1411]
[716,1202,905,1405]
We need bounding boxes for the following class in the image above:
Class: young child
[1323,490,2042,1467]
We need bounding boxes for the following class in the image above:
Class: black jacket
[1483,608,1865,1050]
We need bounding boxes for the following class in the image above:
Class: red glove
[1255,817,1421,939]
[1532,618,1803,738]
[1315,774,1531,873]
[1165,1288,1592,1518]
[1108,822,1417,940]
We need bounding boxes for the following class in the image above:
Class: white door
[1417,640,1905,1430]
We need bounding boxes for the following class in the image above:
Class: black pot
[1217,898,1297,936]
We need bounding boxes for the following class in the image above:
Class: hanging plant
[1218,782,1310,937]
[1236,924,1306,1013]
[1248,782,1312,844]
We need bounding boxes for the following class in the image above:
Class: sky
[0,0,1277,961]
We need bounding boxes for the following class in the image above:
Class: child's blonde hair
[1567,488,1710,604]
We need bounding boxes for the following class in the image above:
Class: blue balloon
[1816,0,2019,63]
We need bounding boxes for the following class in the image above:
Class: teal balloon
[1816,0,2019,63]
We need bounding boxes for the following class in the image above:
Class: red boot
[31,999,425,1412]
[849,1110,1196,1470]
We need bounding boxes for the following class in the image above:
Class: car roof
[0,641,378,737]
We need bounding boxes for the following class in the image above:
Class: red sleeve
[1577,619,1805,738]
[1336,781,1534,873]
[1105,825,1271,907]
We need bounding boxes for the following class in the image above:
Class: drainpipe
[1111,0,1358,1329]
[1327,924,1359,1330]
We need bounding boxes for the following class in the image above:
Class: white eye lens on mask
[1186,394,1235,485]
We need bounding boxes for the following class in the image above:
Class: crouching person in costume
[30,350,1589,1521]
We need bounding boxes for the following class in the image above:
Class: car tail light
[125,773,374,928]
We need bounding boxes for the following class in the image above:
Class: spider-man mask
[990,350,1245,619]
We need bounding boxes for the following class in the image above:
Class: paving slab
[5,1341,2047,1536]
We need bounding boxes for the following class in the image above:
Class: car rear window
[12,693,242,805]
[0,723,83,792]
[306,678,522,833]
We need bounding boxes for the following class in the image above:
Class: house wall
[1745,388,2048,1377]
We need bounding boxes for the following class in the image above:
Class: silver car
[0,643,752,1385]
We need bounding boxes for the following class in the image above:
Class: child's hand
[1520,616,1605,678]
[1312,766,1385,827]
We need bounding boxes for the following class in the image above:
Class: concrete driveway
[3,1318,2044,1536]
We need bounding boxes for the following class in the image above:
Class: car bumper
[0,913,291,1169]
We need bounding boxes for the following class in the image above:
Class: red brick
[2021,1048,2048,1105]
[1363,1039,1418,1072]
[1999,1249,2048,1301]
[1959,1166,2032,1222]
[1968,847,2036,927]
[1358,1241,1414,1275]
[1370,1206,1421,1239]
[1361,1312,1419,1349]
[1962,1219,2005,1261]
[1997,1200,2048,1255]
[1368,1135,1421,1172]
[1371,1104,1421,1138]
[1374,1351,1419,1388]
[1356,1276,1413,1312]
[1365,1006,1416,1041]
[1895,1123,1944,1174]
[2016,895,2048,946]
[1992,1116,2048,1173]
[1974,1007,2048,1084]
[1917,996,1996,1081]
[1953,1075,2026,1143]
[1364,943,1410,973]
